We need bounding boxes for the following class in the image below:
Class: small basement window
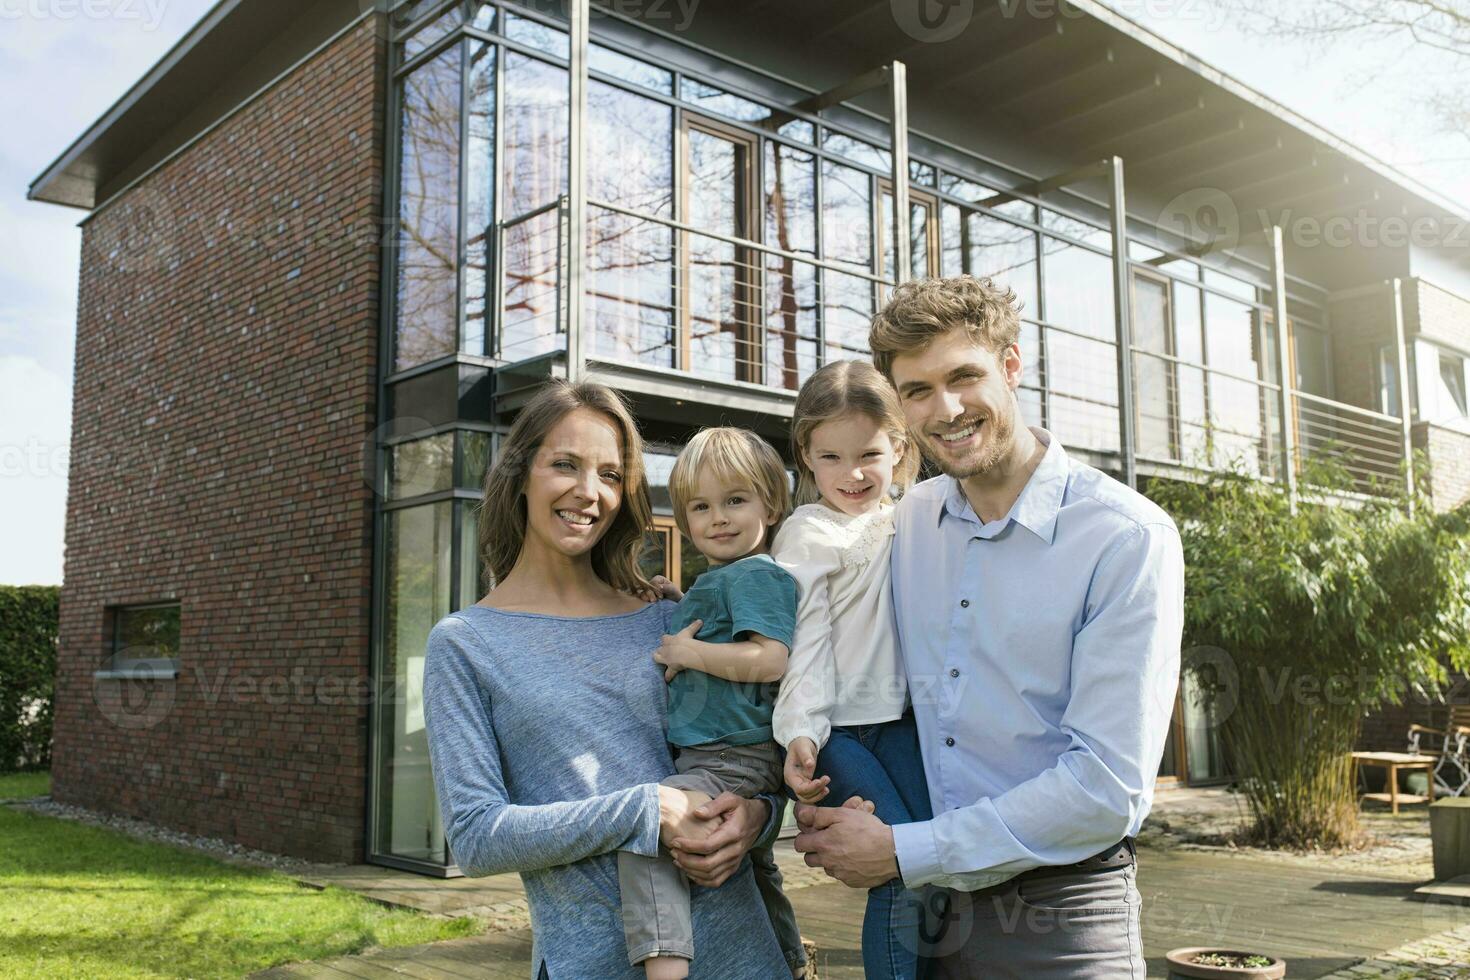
[96,603,180,679]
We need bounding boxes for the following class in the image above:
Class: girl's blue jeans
[812,710,932,980]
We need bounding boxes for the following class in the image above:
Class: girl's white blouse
[770,501,907,750]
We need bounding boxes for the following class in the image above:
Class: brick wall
[1408,278,1470,511]
[1412,278,1470,352]
[1414,422,1470,511]
[53,20,386,863]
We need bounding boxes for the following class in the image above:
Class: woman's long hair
[791,359,919,507]
[477,380,655,595]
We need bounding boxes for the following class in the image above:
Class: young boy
[618,426,807,980]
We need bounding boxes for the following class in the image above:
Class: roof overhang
[27,0,372,211]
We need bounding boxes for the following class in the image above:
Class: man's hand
[792,801,898,889]
[653,621,703,682]
[783,736,831,804]
[668,792,766,888]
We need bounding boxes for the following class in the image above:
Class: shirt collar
[938,427,1069,544]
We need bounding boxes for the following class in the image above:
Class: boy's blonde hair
[668,427,791,542]
[792,360,919,507]
[868,274,1021,380]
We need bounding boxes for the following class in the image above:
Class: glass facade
[372,1,1361,869]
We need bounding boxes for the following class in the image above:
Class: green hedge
[0,586,59,773]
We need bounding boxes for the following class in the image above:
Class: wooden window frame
[677,113,763,384]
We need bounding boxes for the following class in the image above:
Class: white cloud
[0,356,70,586]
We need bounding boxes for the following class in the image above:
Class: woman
[422,379,790,979]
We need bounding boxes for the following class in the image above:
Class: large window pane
[880,192,935,281]
[1046,329,1119,452]
[459,499,485,604]
[765,143,815,256]
[504,53,567,217]
[941,203,962,277]
[1132,275,1177,461]
[459,430,491,490]
[821,161,872,271]
[376,502,453,864]
[403,5,462,60]
[587,82,674,366]
[394,45,462,371]
[764,142,819,388]
[823,269,874,360]
[964,213,1038,320]
[503,11,568,58]
[1205,294,1265,472]
[590,43,672,94]
[500,53,568,359]
[1204,293,1258,376]
[1041,238,1113,340]
[822,129,890,172]
[464,42,495,356]
[765,259,818,391]
[589,81,671,216]
[685,127,757,381]
[389,433,454,499]
[588,208,675,366]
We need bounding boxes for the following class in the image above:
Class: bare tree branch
[1207,0,1470,138]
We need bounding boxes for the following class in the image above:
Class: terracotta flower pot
[1165,947,1286,980]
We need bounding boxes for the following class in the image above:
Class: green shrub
[0,586,59,773]
[1151,458,1470,847]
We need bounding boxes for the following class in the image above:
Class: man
[793,275,1184,977]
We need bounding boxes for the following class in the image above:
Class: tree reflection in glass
[764,142,818,390]
[394,45,462,372]
[587,81,674,367]
[500,53,567,360]
[464,42,494,356]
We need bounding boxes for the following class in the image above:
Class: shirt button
[950,668,960,678]
[945,737,956,747]
[959,599,970,608]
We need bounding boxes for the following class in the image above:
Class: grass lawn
[0,771,50,800]
[0,803,485,979]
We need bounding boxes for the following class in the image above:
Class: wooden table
[1352,751,1437,814]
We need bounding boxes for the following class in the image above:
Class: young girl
[771,359,930,980]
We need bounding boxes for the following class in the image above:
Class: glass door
[680,117,761,384]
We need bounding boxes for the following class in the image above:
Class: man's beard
[923,406,1016,481]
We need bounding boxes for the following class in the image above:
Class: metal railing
[490,196,1408,497]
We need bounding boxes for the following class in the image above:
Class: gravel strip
[5,797,329,875]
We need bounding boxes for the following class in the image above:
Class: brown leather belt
[959,837,1135,896]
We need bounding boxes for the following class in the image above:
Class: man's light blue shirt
[889,427,1184,891]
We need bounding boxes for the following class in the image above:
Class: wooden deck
[255,846,1444,979]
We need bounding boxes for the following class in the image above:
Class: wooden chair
[1408,704,1470,798]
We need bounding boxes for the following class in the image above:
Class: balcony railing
[490,196,1409,498]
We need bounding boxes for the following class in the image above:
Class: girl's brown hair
[477,379,654,595]
[791,360,919,507]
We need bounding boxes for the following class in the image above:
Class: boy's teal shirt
[665,554,798,747]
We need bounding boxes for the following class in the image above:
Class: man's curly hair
[868,275,1022,379]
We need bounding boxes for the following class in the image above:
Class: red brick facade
[53,21,387,863]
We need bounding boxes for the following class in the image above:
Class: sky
[1,0,1467,586]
